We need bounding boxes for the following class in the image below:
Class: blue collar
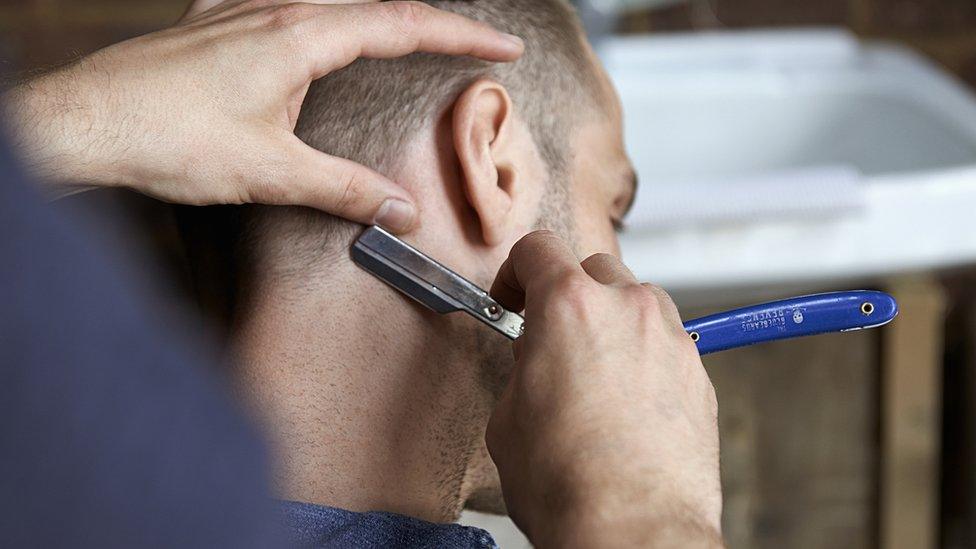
[280,500,497,548]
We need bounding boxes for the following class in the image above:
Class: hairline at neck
[230,257,499,522]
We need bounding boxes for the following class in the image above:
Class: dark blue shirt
[281,501,497,548]
[0,133,499,548]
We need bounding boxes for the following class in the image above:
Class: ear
[452,79,519,247]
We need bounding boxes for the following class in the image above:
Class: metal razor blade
[351,225,524,339]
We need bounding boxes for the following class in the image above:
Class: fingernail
[374,198,416,233]
[502,33,524,49]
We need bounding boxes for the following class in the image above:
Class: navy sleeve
[0,135,285,548]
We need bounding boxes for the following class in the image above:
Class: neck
[232,258,492,523]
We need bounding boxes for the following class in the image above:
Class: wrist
[523,465,723,548]
[4,64,126,191]
[553,509,724,549]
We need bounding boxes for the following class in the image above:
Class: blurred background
[3,1,976,548]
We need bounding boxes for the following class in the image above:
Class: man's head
[239,0,636,517]
[247,0,634,273]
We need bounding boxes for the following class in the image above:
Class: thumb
[271,138,418,233]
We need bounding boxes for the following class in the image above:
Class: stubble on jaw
[455,326,515,516]
[454,170,581,517]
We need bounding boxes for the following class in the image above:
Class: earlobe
[453,79,517,247]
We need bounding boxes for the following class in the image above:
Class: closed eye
[612,218,627,234]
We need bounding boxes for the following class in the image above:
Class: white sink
[602,29,976,299]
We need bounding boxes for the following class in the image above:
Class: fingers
[490,233,685,336]
[490,231,581,313]
[641,282,685,330]
[580,253,637,287]
[182,0,377,22]
[294,1,525,78]
[265,138,418,232]
[187,1,524,74]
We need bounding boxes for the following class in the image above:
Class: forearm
[3,63,124,195]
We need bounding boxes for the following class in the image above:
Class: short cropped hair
[245,0,600,270]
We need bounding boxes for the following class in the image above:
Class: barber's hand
[487,231,724,548]
[3,0,523,232]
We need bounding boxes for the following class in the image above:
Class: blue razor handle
[683,290,899,356]
[352,227,899,355]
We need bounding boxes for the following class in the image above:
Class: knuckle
[552,271,592,297]
[644,282,678,311]
[235,167,272,204]
[384,1,427,37]
[263,2,313,31]
[514,230,559,252]
[233,145,291,205]
[332,172,365,213]
[659,290,678,312]
[549,272,597,316]
[640,282,665,295]
[630,284,662,311]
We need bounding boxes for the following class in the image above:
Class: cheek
[571,196,623,259]
[582,226,622,259]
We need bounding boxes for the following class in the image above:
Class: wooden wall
[0,1,185,71]
[2,0,976,87]
[702,328,879,548]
